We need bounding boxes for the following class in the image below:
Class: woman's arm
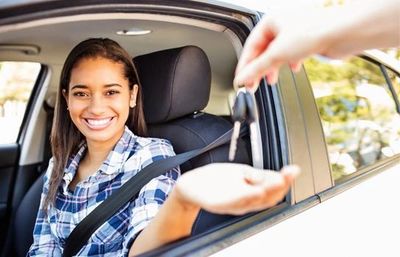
[129,163,299,256]
[128,188,200,256]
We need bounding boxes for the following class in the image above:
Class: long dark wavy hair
[44,38,147,210]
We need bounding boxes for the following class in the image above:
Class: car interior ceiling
[0,13,241,116]
[0,13,253,256]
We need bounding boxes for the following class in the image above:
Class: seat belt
[63,127,242,257]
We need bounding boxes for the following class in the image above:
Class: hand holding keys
[229,88,261,164]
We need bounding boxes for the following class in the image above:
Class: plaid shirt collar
[62,126,137,193]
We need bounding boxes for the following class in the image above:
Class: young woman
[28,38,299,257]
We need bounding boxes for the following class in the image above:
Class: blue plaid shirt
[28,127,180,256]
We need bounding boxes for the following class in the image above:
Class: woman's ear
[130,84,139,108]
[62,89,69,110]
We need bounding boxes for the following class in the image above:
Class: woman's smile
[83,117,116,130]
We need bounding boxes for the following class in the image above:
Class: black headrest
[134,46,211,124]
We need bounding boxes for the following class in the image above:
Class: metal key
[229,91,246,161]
[244,91,261,165]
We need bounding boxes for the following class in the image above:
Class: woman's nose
[87,94,106,115]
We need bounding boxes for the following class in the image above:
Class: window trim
[17,64,47,144]
[318,154,400,201]
[381,65,400,114]
[380,65,400,113]
[362,55,400,115]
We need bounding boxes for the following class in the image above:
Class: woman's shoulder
[43,157,54,178]
[126,136,176,168]
[124,134,180,175]
[135,135,174,152]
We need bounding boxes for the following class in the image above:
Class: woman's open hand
[174,163,300,215]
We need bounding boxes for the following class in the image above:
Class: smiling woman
[26,38,297,257]
[28,38,173,256]
[43,38,148,212]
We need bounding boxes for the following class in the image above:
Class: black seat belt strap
[63,127,241,257]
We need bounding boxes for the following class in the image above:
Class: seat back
[134,45,251,235]
[13,174,43,257]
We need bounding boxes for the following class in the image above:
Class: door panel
[211,160,400,257]
[0,143,18,249]
[0,144,18,216]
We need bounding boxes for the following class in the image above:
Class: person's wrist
[317,3,366,58]
[170,185,201,213]
[308,7,341,58]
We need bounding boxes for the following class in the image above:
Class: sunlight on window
[0,62,41,143]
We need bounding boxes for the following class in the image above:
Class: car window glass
[304,56,400,181]
[0,61,41,143]
[385,68,400,99]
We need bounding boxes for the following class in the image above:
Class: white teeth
[86,118,112,126]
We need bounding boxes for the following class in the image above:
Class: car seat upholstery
[133,45,251,235]
[11,46,251,257]
[12,174,44,257]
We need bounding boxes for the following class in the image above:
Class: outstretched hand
[234,0,400,91]
[234,9,331,89]
[174,163,300,215]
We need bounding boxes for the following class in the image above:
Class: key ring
[229,87,261,166]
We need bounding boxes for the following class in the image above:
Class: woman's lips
[83,117,114,130]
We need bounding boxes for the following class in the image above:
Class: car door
[0,61,46,252]
[209,53,400,256]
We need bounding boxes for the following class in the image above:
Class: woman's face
[65,57,138,146]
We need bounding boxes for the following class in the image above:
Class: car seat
[10,45,251,257]
[133,45,251,235]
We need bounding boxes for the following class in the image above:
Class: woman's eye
[106,90,120,96]
[73,92,88,97]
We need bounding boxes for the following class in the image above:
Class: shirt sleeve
[121,139,181,255]
[27,158,62,257]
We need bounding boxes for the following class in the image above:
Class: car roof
[364,49,400,73]
[0,0,257,14]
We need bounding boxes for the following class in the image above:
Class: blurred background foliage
[305,53,400,181]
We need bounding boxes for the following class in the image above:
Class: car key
[244,91,261,165]
[229,90,246,161]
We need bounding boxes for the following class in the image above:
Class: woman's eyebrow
[104,84,122,88]
[70,84,87,90]
[70,84,122,90]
